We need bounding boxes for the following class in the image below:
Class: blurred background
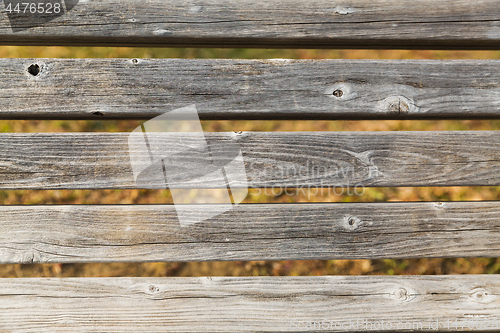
[1,47,500,278]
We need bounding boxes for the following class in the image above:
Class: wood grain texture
[0,0,499,48]
[1,131,500,189]
[0,276,499,332]
[2,58,500,120]
[2,202,500,263]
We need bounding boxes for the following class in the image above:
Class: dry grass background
[1,47,500,278]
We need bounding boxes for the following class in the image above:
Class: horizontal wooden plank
[0,0,499,48]
[1,202,500,263]
[0,276,499,332]
[1,131,500,189]
[2,59,500,120]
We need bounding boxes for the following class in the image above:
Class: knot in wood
[27,64,40,76]
[326,83,356,101]
[148,285,159,293]
[433,202,445,209]
[343,215,360,230]
[388,99,409,114]
[380,96,414,115]
[395,287,410,301]
[470,288,495,303]
[333,89,343,98]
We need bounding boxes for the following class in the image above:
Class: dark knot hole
[28,64,40,76]
[333,89,343,98]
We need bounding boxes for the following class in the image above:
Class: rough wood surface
[2,58,500,120]
[0,0,499,48]
[0,276,498,332]
[1,202,500,263]
[1,131,500,189]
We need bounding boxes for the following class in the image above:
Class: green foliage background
[1,47,500,278]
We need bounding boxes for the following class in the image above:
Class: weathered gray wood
[0,0,499,49]
[2,202,500,263]
[1,131,500,189]
[0,276,498,332]
[2,58,500,120]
